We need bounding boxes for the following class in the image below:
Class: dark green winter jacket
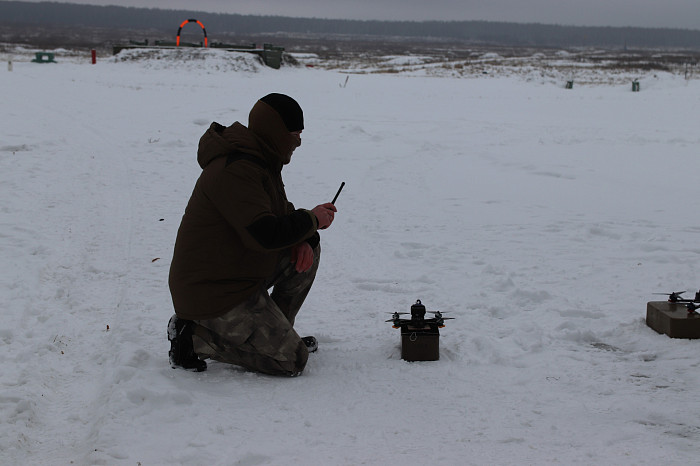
[169,100,319,320]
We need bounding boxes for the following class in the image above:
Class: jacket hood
[248,100,301,166]
[196,122,260,169]
[196,100,301,170]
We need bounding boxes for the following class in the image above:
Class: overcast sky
[16,0,700,29]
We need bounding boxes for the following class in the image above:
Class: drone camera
[410,300,427,321]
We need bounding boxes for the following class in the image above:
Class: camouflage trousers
[191,245,320,376]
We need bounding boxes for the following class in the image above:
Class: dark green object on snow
[32,52,56,63]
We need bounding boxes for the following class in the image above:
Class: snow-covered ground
[2,47,700,465]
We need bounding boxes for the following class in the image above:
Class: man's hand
[291,242,314,273]
[311,203,337,230]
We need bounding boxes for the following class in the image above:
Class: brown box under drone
[401,325,439,361]
[646,301,700,339]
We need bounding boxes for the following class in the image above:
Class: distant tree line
[2,1,700,49]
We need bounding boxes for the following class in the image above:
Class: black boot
[168,315,207,372]
[301,336,318,353]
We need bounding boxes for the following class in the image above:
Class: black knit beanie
[259,93,304,132]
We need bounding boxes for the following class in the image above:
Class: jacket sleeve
[245,211,318,249]
[284,200,319,248]
[209,161,318,252]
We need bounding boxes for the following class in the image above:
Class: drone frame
[654,289,700,314]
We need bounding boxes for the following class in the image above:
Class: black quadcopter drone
[653,290,700,313]
[386,299,454,328]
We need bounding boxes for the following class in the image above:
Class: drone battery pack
[401,325,439,361]
[646,301,700,339]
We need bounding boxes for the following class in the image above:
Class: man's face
[287,130,302,160]
[291,130,302,147]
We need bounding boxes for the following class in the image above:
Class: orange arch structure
[176,19,208,47]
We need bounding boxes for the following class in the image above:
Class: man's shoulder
[225,152,268,170]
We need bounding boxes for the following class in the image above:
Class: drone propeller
[653,291,687,302]
[686,302,700,312]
